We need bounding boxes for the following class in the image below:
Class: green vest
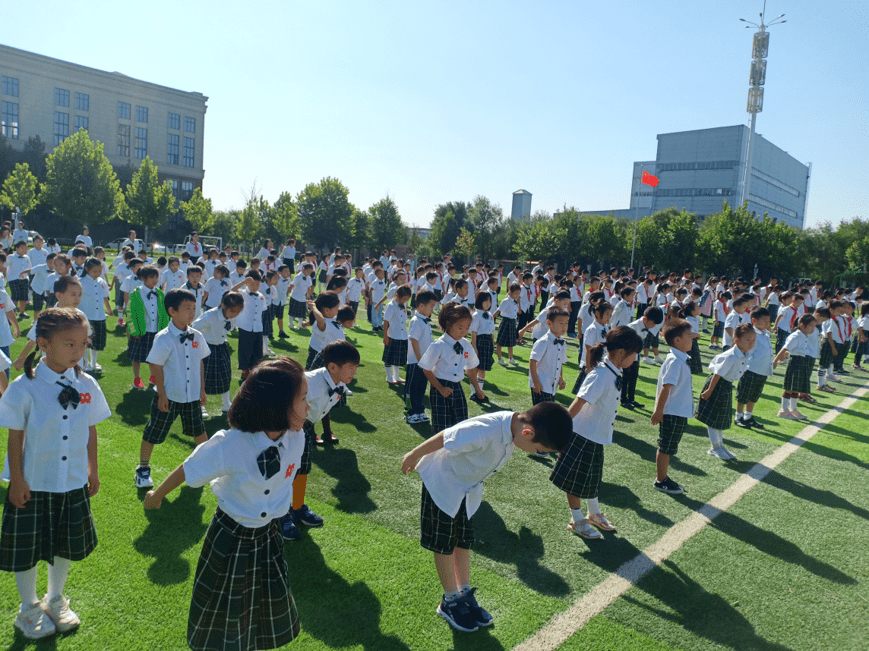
[125,286,168,337]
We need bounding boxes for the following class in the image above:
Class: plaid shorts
[689,339,703,375]
[288,298,307,319]
[550,433,604,499]
[775,328,789,353]
[262,305,274,338]
[127,331,157,363]
[736,370,768,404]
[382,338,408,367]
[203,343,232,394]
[476,334,494,371]
[299,421,316,476]
[46,294,58,308]
[188,508,299,651]
[305,346,324,371]
[532,391,555,406]
[658,414,687,455]
[0,486,97,572]
[784,355,813,394]
[644,331,660,349]
[143,396,205,444]
[429,380,467,434]
[419,484,473,555]
[635,303,648,319]
[496,317,518,347]
[272,303,286,320]
[89,319,107,351]
[695,376,733,430]
[8,278,28,303]
[32,293,46,312]
[819,340,833,368]
[237,328,263,371]
[571,368,587,395]
[712,322,724,339]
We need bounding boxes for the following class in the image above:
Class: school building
[0,44,208,203]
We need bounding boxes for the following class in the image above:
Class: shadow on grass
[602,482,676,528]
[624,560,792,651]
[115,388,156,427]
[112,349,132,368]
[287,537,414,651]
[312,446,376,515]
[134,485,207,585]
[614,429,708,478]
[762,467,869,521]
[329,404,376,433]
[7,630,62,649]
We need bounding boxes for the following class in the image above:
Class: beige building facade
[0,44,207,201]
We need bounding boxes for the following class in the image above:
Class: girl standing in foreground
[0,308,111,639]
[144,357,309,651]
[551,326,643,540]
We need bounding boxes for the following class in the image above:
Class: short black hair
[71,247,87,258]
[643,306,664,324]
[229,357,306,432]
[314,291,340,311]
[750,306,771,321]
[336,306,355,323]
[546,306,569,321]
[322,340,361,367]
[164,288,196,312]
[663,318,692,345]
[137,264,159,280]
[474,292,492,310]
[186,265,202,275]
[416,290,438,306]
[220,291,244,310]
[247,269,262,282]
[523,402,572,452]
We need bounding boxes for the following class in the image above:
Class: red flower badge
[80,392,92,404]
[285,462,296,478]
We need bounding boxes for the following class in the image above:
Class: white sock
[221,391,232,410]
[92,351,99,366]
[15,567,38,608]
[782,397,789,410]
[444,588,461,602]
[790,397,799,411]
[745,410,753,419]
[828,364,834,377]
[570,507,584,522]
[586,497,601,515]
[459,583,470,595]
[818,374,826,387]
[47,557,71,601]
[708,428,723,447]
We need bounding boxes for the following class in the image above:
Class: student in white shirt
[406,291,437,424]
[183,266,206,320]
[143,358,308,649]
[572,301,613,394]
[256,239,274,264]
[697,324,756,461]
[194,292,244,414]
[124,266,165,390]
[550,326,644,540]
[231,271,268,380]
[346,268,366,316]
[650,320,695,495]
[609,286,635,329]
[735,307,774,429]
[273,265,292,337]
[27,235,48,269]
[469,293,497,396]
[184,232,204,263]
[11,223,29,245]
[78,259,112,372]
[528,306,569,407]
[369,269,388,332]
[279,238,297,272]
[73,227,93,252]
[29,253,55,319]
[7,240,31,317]
[774,314,819,421]
[286,263,313,330]
[400,404,571,632]
[120,231,142,254]
[0,308,110,640]
[111,251,136,318]
[203,264,231,311]
[493,284,521,365]
[383,286,411,384]
[162,257,186,293]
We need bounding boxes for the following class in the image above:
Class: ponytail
[589,325,644,368]
[587,342,608,367]
[23,349,39,379]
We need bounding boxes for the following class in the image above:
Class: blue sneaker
[280,513,302,541]
[292,504,324,527]
[463,587,493,627]
[437,594,478,632]
[135,466,153,489]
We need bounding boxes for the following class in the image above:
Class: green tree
[236,185,267,248]
[428,201,469,256]
[455,227,476,260]
[296,177,354,250]
[466,195,504,262]
[0,163,39,218]
[211,210,240,244]
[20,136,47,183]
[369,195,404,251]
[122,156,174,244]
[348,209,371,251]
[272,192,299,241]
[41,129,124,227]
[179,187,214,233]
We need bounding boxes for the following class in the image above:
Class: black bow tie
[601,328,607,337]
[603,364,622,390]
[249,290,259,297]
[179,332,194,344]
[17,255,25,259]
[186,283,197,290]
[328,385,345,398]
[554,338,565,346]
[453,341,464,355]
[56,382,80,410]
[332,320,341,329]
[422,317,431,324]
[513,299,518,305]
[256,446,281,480]
[222,320,232,332]
[220,280,228,286]
[483,312,490,320]
[147,290,157,300]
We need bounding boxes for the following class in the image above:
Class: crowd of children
[0,228,866,646]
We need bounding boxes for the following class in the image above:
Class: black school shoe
[437,594,478,633]
[745,416,765,430]
[630,400,644,409]
[620,401,634,409]
[735,415,751,428]
[653,476,685,495]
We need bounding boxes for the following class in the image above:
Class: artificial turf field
[0,297,866,650]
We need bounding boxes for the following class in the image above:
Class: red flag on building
[641,170,659,187]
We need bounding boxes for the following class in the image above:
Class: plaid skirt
[550,433,604,499]
[532,391,555,406]
[784,355,813,394]
[288,298,307,319]
[429,379,467,434]
[419,484,473,555]
[306,346,323,371]
[855,334,869,357]
[819,339,834,368]
[0,486,97,572]
[689,339,703,374]
[382,338,408,367]
[476,334,494,371]
[32,293,46,312]
[299,422,316,475]
[8,278,28,302]
[644,331,660,349]
[658,414,687,455]
[571,366,588,394]
[712,322,724,339]
[736,370,768,404]
[127,331,157,363]
[188,508,299,651]
[695,376,733,430]
[46,294,58,308]
[88,319,107,351]
[261,305,274,337]
[496,317,518,347]
[204,342,232,394]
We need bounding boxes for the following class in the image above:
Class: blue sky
[6,0,867,228]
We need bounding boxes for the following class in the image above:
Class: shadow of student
[329,404,376,433]
[761,467,869,522]
[286,538,414,651]
[133,485,208,585]
[614,429,708,478]
[311,446,376,515]
[624,559,793,651]
[601,482,676,529]
[472,501,571,598]
[7,630,61,650]
[112,349,132,368]
[115,389,156,427]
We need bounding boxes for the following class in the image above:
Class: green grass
[0,303,864,650]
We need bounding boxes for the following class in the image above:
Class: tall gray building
[511,189,532,220]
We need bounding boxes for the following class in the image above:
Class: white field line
[514,383,869,651]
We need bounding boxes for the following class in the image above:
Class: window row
[657,160,739,172]
[1,76,18,97]
[54,112,68,146]
[751,169,801,197]
[1,101,18,139]
[749,194,798,218]
[654,187,734,198]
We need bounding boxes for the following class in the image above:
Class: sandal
[800,395,818,404]
[587,512,617,531]
[568,519,602,540]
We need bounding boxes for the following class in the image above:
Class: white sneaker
[417,413,429,422]
[135,466,154,489]
[42,595,80,633]
[81,363,93,372]
[654,356,665,364]
[15,602,56,639]
[201,406,209,419]
[642,357,654,364]
[719,445,737,461]
[405,413,420,424]
[707,447,730,460]
[497,358,508,366]
[777,409,797,420]
[93,363,103,372]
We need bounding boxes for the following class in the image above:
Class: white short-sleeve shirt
[497,297,519,319]
[79,275,110,321]
[418,333,479,383]
[572,360,622,446]
[470,310,496,337]
[747,328,774,376]
[529,331,569,394]
[305,368,346,425]
[657,349,694,418]
[146,323,211,403]
[708,346,749,382]
[407,312,434,364]
[783,330,812,357]
[383,301,409,340]
[236,290,267,333]
[193,306,236,345]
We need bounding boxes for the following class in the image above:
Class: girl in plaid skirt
[193,292,245,413]
[470,293,495,395]
[383,286,412,384]
[0,309,111,639]
[551,326,643,540]
[679,302,704,374]
[773,315,819,421]
[144,358,309,651]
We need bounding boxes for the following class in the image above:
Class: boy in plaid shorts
[735,307,773,429]
[401,404,571,632]
[135,289,210,489]
[650,319,695,495]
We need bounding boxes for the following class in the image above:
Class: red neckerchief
[845,315,853,338]
[790,309,799,329]
[719,298,729,316]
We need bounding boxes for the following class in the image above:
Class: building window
[167,133,179,165]
[136,106,148,123]
[751,169,800,197]
[117,123,130,156]
[54,112,69,146]
[135,128,148,159]
[170,179,179,198]
[183,137,195,167]
[1,101,18,139]
[2,76,19,97]
[75,115,88,132]
[749,194,797,218]
[181,181,194,201]
[655,187,733,198]
[118,102,131,119]
[657,160,739,173]
[184,117,195,133]
[55,88,69,107]
[75,92,89,111]
[168,112,180,130]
